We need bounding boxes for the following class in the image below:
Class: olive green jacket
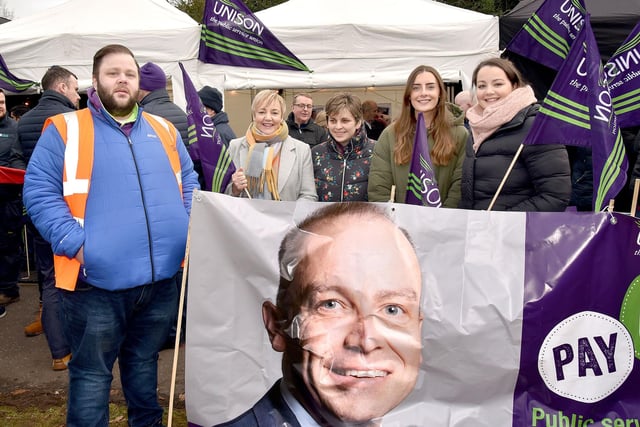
[368,107,467,207]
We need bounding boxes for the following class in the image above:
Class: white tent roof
[211,0,500,90]
[0,0,201,81]
[0,0,227,108]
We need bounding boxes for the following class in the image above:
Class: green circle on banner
[620,275,640,360]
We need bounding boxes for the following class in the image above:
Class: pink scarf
[466,85,537,152]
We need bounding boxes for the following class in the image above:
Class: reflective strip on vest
[45,109,183,290]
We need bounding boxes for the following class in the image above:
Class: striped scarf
[244,122,289,200]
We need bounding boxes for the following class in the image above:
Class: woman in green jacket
[368,65,468,207]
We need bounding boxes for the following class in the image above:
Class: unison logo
[538,311,634,403]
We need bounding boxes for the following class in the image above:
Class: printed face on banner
[267,213,424,424]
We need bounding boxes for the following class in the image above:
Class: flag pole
[631,179,640,217]
[488,144,524,212]
[167,209,192,427]
[389,185,396,203]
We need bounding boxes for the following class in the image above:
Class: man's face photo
[268,212,423,424]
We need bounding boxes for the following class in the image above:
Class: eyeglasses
[293,103,313,110]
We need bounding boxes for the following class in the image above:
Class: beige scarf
[466,85,537,152]
[244,122,289,200]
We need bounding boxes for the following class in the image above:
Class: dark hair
[92,44,138,78]
[393,65,457,166]
[41,66,78,91]
[471,57,527,90]
[10,104,29,119]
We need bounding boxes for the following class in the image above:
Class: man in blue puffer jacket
[23,44,199,427]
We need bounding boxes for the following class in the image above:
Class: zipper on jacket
[340,158,347,202]
[127,136,156,282]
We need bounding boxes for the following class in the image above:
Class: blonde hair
[252,90,286,116]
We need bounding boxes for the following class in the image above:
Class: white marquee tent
[0,0,499,115]
[217,0,501,90]
[0,0,225,108]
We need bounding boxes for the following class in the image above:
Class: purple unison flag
[405,112,441,207]
[199,0,309,72]
[523,18,628,211]
[179,62,235,193]
[0,53,35,92]
[505,0,586,71]
[606,21,640,128]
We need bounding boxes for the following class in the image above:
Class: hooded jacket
[23,88,200,291]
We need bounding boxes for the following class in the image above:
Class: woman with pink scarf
[459,58,571,211]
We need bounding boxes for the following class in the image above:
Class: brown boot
[52,353,72,371]
[24,304,43,337]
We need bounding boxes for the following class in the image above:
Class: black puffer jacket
[286,112,328,147]
[17,90,76,164]
[460,104,571,211]
[139,89,189,146]
[0,115,24,200]
[311,127,374,202]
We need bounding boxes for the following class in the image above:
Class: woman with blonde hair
[368,65,467,207]
[227,90,317,201]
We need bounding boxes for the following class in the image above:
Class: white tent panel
[215,0,500,90]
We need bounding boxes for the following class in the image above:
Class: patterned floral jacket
[311,127,375,202]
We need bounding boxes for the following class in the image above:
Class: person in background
[368,65,468,207]
[137,62,189,145]
[314,110,327,130]
[23,44,199,426]
[0,88,25,312]
[17,65,79,370]
[228,89,317,201]
[198,85,236,146]
[362,99,387,140]
[312,93,375,202]
[10,104,29,121]
[460,57,571,211]
[286,92,328,148]
[454,90,473,129]
[137,61,191,350]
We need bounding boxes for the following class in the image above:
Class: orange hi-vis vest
[44,109,183,290]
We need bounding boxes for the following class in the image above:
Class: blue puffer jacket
[23,88,200,291]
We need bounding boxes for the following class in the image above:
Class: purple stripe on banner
[513,212,640,425]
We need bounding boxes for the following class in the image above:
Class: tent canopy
[500,0,640,60]
[209,0,500,90]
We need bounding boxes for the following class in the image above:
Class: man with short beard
[23,44,199,427]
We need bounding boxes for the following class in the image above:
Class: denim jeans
[61,275,178,427]
[0,198,23,298]
[30,223,70,359]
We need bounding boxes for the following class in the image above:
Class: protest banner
[185,191,640,426]
[199,0,309,72]
[405,112,441,207]
[0,53,35,92]
[521,18,628,211]
[179,62,234,192]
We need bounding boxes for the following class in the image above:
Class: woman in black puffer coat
[459,58,571,211]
